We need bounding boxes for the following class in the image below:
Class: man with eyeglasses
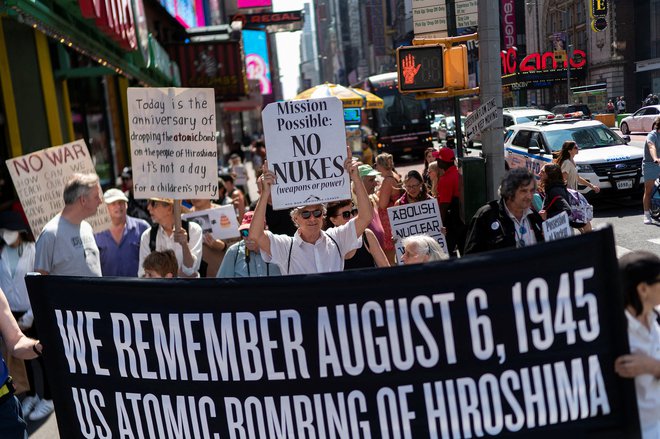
[137,198,203,278]
[463,168,544,255]
[249,151,373,275]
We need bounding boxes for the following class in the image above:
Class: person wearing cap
[94,188,150,277]
[357,164,386,248]
[0,211,53,421]
[217,211,281,278]
[614,251,660,438]
[137,198,203,278]
[250,148,373,275]
[119,167,151,224]
[463,168,544,255]
[435,147,465,256]
[189,198,232,277]
[35,173,102,277]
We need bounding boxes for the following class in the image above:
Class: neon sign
[501,47,586,76]
[78,0,137,50]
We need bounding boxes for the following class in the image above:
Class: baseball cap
[358,164,380,178]
[432,147,455,162]
[238,211,261,231]
[120,166,132,179]
[103,188,128,204]
[148,197,174,204]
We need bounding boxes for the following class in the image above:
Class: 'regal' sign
[501,47,587,76]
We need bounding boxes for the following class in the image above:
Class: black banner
[27,228,640,438]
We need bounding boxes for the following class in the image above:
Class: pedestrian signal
[396,45,444,92]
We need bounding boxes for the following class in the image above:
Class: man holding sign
[249,149,372,275]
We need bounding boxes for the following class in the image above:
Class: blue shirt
[217,241,281,278]
[94,216,149,277]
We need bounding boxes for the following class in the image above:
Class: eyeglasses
[338,208,358,219]
[300,209,323,219]
[240,229,249,237]
[404,183,422,190]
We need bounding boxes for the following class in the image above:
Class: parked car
[550,104,593,119]
[619,105,660,134]
[430,114,445,138]
[436,116,466,142]
[504,114,641,197]
[502,107,554,128]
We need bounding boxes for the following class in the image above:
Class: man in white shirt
[137,198,203,277]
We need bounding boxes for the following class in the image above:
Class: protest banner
[262,97,350,209]
[27,227,639,438]
[543,211,573,241]
[182,205,240,240]
[387,198,448,264]
[127,87,219,200]
[5,140,111,236]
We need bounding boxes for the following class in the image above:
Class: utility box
[458,156,486,224]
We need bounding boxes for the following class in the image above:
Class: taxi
[503,113,642,195]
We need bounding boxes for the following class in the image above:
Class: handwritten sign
[262,97,350,209]
[181,205,240,240]
[387,198,448,264]
[542,211,573,241]
[127,87,219,200]
[5,140,111,236]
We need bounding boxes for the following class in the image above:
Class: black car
[550,104,592,118]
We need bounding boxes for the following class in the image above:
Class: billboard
[237,0,272,7]
[242,30,272,95]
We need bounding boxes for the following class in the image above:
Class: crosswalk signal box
[396,45,444,93]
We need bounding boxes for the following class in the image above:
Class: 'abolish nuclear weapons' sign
[262,97,351,209]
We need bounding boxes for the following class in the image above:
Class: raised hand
[402,53,421,85]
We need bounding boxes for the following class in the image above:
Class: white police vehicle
[504,113,642,195]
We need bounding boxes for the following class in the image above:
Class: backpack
[566,188,593,224]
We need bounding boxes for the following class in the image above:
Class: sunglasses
[338,208,358,219]
[300,209,323,219]
[240,229,249,237]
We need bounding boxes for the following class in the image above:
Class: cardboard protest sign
[543,211,573,241]
[27,228,640,438]
[262,97,350,209]
[387,198,448,264]
[5,140,111,236]
[182,205,240,240]
[127,87,218,200]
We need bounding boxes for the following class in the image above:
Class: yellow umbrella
[294,83,383,109]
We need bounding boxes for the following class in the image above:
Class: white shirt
[625,310,660,439]
[0,242,35,311]
[262,219,360,275]
[503,203,537,248]
[137,222,203,277]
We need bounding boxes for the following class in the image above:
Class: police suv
[504,113,642,195]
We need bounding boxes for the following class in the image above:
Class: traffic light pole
[478,0,505,200]
[446,0,464,158]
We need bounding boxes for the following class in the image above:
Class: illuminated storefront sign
[242,30,272,95]
[501,47,586,75]
[590,0,608,31]
[501,0,516,49]
[78,0,137,50]
[231,11,302,27]
[237,0,272,7]
[153,0,203,28]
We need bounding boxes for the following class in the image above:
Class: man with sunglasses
[249,149,373,275]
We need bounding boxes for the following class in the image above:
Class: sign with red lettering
[78,0,137,50]
[230,11,303,28]
[501,47,587,76]
[5,140,111,236]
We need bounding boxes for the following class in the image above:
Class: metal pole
[566,8,571,102]
[535,0,542,106]
[478,0,505,200]
[446,0,464,158]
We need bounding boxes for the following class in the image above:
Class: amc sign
[501,47,586,75]
[78,0,137,50]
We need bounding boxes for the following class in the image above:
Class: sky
[272,0,305,99]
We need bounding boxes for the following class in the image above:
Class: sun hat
[103,188,128,204]
[148,197,174,204]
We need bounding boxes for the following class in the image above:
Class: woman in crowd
[324,200,389,270]
[0,211,53,421]
[554,140,600,193]
[427,162,440,197]
[373,153,402,264]
[422,147,435,187]
[614,251,660,438]
[539,163,590,232]
[400,235,447,265]
[395,170,432,205]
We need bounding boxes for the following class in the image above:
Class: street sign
[464,97,498,141]
[412,0,447,35]
[396,45,444,92]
